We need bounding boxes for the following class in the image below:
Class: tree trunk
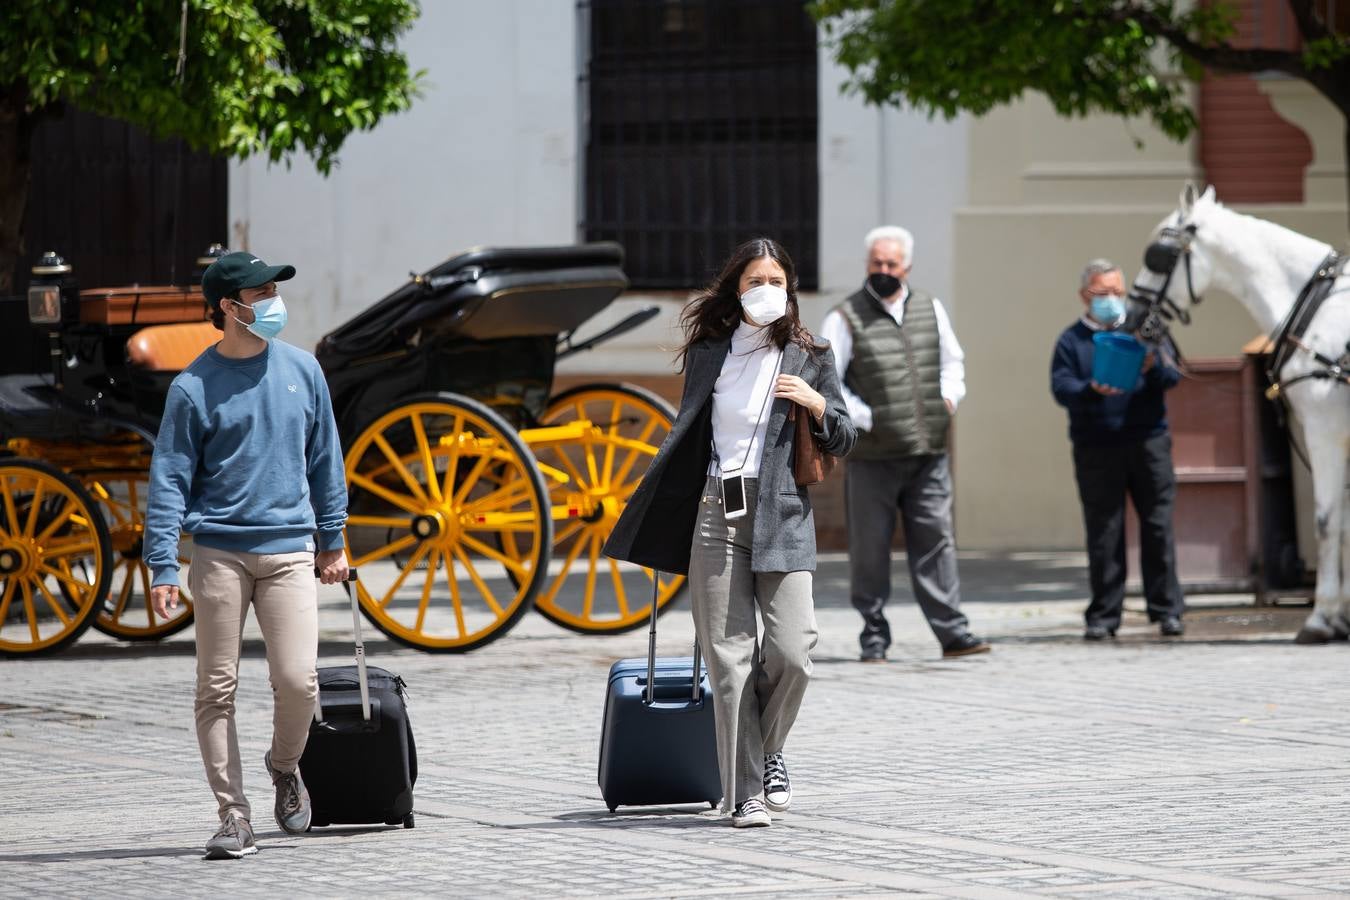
[0,85,33,296]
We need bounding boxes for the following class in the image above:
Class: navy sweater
[1050,320,1180,448]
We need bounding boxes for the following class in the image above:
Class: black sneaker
[860,645,887,663]
[731,798,771,828]
[204,814,257,860]
[264,750,312,835]
[763,753,791,812]
[1084,625,1117,641]
[1159,616,1184,637]
[942,634,991,658]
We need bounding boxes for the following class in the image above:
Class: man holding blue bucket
[1050,259,1185,640]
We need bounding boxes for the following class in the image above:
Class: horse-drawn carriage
[0,243,684,657]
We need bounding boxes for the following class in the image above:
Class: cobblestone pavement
[2,552,1348,899]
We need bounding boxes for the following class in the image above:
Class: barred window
[580,0,818,289]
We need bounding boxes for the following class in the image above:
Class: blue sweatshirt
[144,340,348,588]
[1050,319,1180,448]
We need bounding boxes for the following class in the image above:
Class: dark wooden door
[2,107,226,375]
[1125,358,1256,592]
[22,106,228,290]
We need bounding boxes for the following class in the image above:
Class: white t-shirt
[709,320,782,479]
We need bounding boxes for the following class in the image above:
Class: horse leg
[1337,481,1350,640]
[1296,425,1346,644]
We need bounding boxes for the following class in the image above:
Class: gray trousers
[845,454,971,652]
[689,476,818,812]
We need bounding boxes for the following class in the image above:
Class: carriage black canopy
[315,243,627,367]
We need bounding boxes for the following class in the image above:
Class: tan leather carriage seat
[126,322,219,371]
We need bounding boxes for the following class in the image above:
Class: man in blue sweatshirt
[1051,259,1185,642]
[144,251,348,859]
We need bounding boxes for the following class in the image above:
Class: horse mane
[1190,193,1331,262]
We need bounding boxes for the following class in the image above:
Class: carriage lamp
[27,250,74,326]
[192,242,228,284]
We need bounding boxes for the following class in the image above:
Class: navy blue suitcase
[597,577,721,813]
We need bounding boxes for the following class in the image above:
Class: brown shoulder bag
[789,403,836,486]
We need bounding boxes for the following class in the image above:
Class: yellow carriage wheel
[344,394,551,652]
[530,383,686,633]
[85,476,195,641]
[0,459,112,657]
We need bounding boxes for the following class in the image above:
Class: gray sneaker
[204,814,257,859]
[264,750,313,835]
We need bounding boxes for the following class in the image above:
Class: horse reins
[1249,251,1347,472]
[1129,228,1346,471]
[1262,252,1349,401]
[1129,224,1202,346]
[1121,223,1207,378]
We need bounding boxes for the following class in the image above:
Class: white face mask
[739,284,788,326]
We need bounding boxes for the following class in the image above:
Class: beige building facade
[951,82,1346,551]
[226,4,1345,554]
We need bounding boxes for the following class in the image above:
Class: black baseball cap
[201,251,296,308]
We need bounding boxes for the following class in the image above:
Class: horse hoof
[1294,626,1333,645]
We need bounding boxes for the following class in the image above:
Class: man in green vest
[819,226,990,662]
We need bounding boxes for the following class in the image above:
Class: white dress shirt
[818,284,966,433]
[708,320,783,478]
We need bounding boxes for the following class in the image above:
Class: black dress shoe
[941,635,991,658]
[1159,616,1184,637]
[860,646,888,663]
[1084,625,1116,641]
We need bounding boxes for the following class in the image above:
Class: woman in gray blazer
[604,238,856,828]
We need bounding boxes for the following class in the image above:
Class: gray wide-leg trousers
[689,476,818,812]
[845,454,972,652]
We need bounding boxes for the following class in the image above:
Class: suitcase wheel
[403,813,415,829]
[709,801,718,809]
[607,805,617,814]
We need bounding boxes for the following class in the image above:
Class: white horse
[1130,184,1350,643]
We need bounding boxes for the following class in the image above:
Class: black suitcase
[299,574,417,829]
[597,576,721,813]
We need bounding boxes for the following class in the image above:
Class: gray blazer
[603,336,856,575]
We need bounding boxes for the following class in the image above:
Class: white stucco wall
[814,46,968,326]
[228,1,578,355]
[227,13,970,379]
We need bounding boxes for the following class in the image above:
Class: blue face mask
[232,295,288,340]
[1090,294,1125,325]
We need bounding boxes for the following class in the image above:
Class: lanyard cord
[712,349,783,476]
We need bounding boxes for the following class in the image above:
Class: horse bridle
[1128,223,1202,343]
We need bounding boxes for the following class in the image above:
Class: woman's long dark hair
[677,238,817,372]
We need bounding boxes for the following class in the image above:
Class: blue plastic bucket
[1091,332,1146,390]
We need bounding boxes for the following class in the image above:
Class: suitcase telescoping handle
[312,569,371,725]
[645,571,702,705]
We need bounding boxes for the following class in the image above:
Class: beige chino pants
[188,543,318,823]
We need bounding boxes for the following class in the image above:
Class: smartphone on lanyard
[721,474,747,519]
[715,348,780,521]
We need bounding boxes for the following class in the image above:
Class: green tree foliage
[0,0,423,290]
[809,1,1350,144]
